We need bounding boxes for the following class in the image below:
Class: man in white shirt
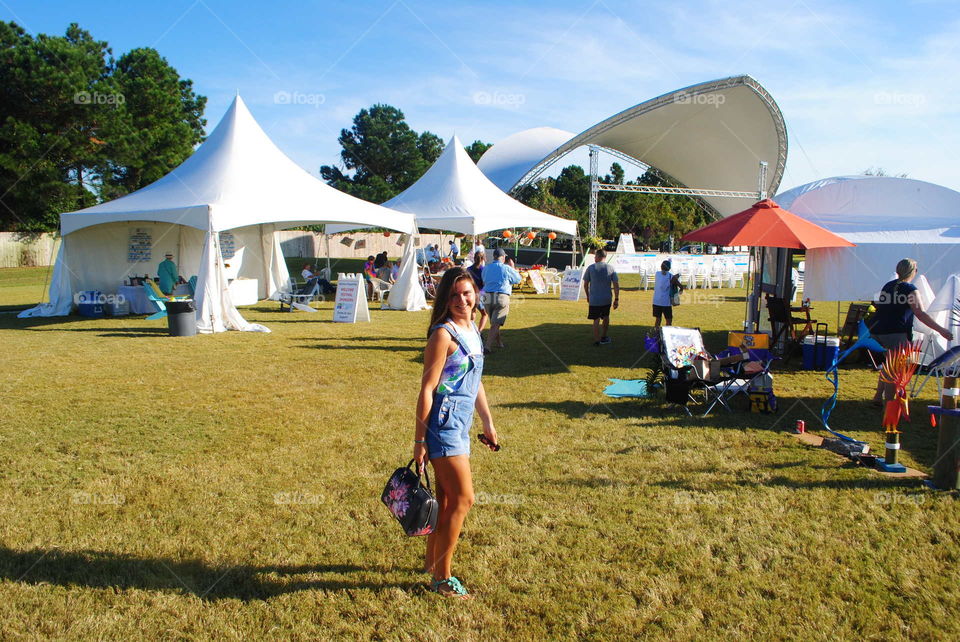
[653,260,683,327]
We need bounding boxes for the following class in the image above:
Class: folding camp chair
[911,345,960,399]
[766,295,816,358]
[658,326,745,417]
[142,284,168,320]
[658,325,706,415]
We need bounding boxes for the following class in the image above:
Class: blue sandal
[429,576,472,599]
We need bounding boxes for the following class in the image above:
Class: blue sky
[3,0,959,193]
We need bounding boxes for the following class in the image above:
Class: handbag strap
[405,459,432,491]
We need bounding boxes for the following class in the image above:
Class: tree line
[321,104,711,245]
[0,21,205,233]
[1,20,708,243]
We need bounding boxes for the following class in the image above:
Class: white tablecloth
[117,284,191,314]
[228,278,259,306]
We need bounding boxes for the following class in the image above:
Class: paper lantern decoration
[548,232,557,240]
[526,231,536,240]
[502,230,513,238]
[383,232,391,237]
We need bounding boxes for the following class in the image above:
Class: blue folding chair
[142,282,168,320]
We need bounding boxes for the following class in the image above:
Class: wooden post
[932,376,959,490]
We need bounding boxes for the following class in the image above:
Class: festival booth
[776,176,960,360]
[327,135,578,309]
[19,96,415,332]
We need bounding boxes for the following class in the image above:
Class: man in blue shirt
[481,248,521,353]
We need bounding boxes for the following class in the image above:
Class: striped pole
[932,376,959,490]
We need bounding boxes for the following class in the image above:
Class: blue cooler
[76,291,106,318]
[802,335,840,370]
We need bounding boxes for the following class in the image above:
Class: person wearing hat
[869,258,953,405]
[480,248,521,353]
[158,252,179,295]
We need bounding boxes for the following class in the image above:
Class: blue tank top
[870,279,917,335]
[433,321,483,394]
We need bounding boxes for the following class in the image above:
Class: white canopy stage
[478,75,788,220]
[19,95,415,332]
[776,176,960,302]
[329,135,577,237]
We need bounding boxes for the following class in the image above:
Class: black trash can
[166,299,197,337]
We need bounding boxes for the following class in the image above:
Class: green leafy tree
[97,47,206,200]
[0,22,206,232]
[320,104,444,203]
[0,22,112,231]
[464,140,492,163]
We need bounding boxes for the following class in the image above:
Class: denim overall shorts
[425,321,484,459]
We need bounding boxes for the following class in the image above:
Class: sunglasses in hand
[477,433,501,452]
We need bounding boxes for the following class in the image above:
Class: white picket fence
[0,231,461,268]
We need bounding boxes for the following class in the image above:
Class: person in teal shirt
[158,252,178,294]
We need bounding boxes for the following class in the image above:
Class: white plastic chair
[370,277,392,302]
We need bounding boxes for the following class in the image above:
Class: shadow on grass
[499,399,657,420]
[20,325,170,337]
[652,475,925,492]
[0,547,406,601]
[482,323,661,377]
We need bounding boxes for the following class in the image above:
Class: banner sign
[128,228,152,263]
[528,270,546,294]
[560,269,584,302]
[333,277,370,323]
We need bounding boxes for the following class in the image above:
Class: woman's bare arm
[908,292,953,340]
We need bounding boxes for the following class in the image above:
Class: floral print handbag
[381,460,439,537]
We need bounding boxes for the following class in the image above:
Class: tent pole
[325,233,331,276]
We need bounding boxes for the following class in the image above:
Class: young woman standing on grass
[414,267,500,599]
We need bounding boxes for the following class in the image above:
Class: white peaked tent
[775,176,960,302]
[19,96,415,331]
[329,135,577,237]
[384,233,428,311]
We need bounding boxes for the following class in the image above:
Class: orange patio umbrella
[681,199,854,249]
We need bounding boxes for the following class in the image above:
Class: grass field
[1,266,958,639]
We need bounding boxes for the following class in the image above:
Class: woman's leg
[424,480,447,573]
[427,455,474,581]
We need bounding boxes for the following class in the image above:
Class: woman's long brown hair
[427,267,477,337]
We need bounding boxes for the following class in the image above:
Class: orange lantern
[383,232,391,237]
[502,230,513,238]
[526,231,536,240]
[547,232,557,240]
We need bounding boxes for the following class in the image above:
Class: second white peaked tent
[333,135,577,236]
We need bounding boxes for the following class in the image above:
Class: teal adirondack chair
[142,282,168,320]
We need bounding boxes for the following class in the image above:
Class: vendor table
[117,283,190,314]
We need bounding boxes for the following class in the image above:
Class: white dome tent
[776,176,960,302]
[19,95,415,332]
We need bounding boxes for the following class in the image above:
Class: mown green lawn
[1,266,957,639]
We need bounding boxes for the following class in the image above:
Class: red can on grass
[796,419,805,433]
